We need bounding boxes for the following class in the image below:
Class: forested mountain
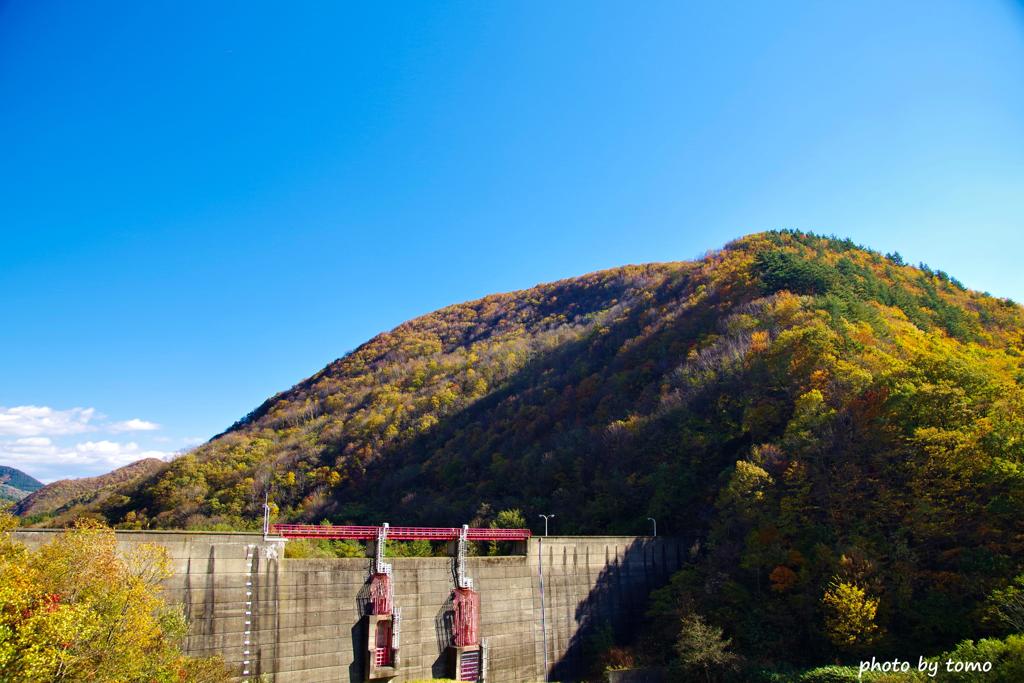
[13,458,163,521]
[0,465,43,503]
[22,230,1024,666]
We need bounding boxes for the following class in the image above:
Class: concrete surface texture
[13,530,685,682]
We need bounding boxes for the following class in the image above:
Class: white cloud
[13,436,52,448]
[0,405,172,482]
[0,405,163,437]
[0,406,96,436]
[109,418,161,433]
[0,437,171,483]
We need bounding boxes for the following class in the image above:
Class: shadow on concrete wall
[264,555,281,682]
[181,546,218,654]
[349,562,375,683]
[548,537,685,681]
[429,546,473,677]
[432,592,455,677]
[349,619,366,683]
[354,560,375,616]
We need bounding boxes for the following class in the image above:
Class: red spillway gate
[369,572,393,615]
[374,619,393,666]
[452,587,480,647]
[270,523,531,541]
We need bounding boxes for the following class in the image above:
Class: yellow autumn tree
[822,579,882,651]
[0,512,231,682]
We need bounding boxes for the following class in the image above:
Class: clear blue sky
[2,1,1022,481]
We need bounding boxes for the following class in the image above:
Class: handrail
[269,523,531,541]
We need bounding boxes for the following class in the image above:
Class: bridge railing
[269,524,531,541]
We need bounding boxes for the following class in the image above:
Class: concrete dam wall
[13,530,685,682]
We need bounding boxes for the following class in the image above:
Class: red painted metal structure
[459,650,481,680]
[374,620,394,666]
[270,524,531,542]
[452,587,480,647]
[369,573,393,616]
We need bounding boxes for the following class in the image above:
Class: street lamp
[647,517,657,537]
[263,492,271,536]
[539,514,555,536]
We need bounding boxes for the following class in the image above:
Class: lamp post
[539,514,555,537]
[647,517,657,537]
[263,492,271,536]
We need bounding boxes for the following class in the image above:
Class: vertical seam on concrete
[537,538,547,680]
[271,551,280,676]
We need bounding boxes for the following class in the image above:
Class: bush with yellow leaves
[0,511,232,682]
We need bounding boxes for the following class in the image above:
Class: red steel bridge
[270,524,531,542]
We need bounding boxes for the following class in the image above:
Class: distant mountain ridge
[0,465,43,503]
[12,459,164,520]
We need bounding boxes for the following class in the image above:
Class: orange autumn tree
[0,512,230,682]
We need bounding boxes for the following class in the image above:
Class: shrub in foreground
[0,512,232,682]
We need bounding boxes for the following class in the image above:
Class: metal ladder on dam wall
[367,523,402,679]
[241,544,256,681]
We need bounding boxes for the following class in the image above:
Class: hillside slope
[13,458,165,522]
[94,231,1022,531]
[34,230,1024,661]
[0,465,43,503]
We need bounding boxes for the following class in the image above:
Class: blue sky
[1,1,1022,482]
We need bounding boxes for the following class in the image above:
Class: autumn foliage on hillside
[29,230,1024,665]
[14,459,164,523]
